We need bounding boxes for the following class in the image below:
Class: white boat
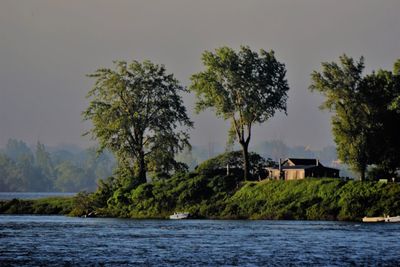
[169,212,190,220]
[385,215,400,223]
[362,216,385,223]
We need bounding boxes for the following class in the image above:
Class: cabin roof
[285,158,323,166]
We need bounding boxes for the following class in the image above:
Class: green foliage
[83,60,192,185]
[74,171,400,221]
[196,150,275,180]
[190,46,289,180]
[0,197,74,215]
[224,179,400,221]
[87,169,240,218]
[310,55,368,180]
[3,174,400,222]
[337,181,384,220]
[54,162,89,192]
[225,179,334,219]
[69,191,97,217]
[310,55,400,180]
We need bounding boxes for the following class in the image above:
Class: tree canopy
[196,151,275,181]
[83,60,193,186]
[190,46,289,180]
[310,55,400,181]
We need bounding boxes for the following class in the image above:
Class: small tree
[196,151,275,181]
[83,60,193,186]
[190,46,289,180]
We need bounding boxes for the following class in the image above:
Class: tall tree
[0,154,18,191]
[310,55,370,180]
[35,141,55,181]
[83,60,192,186]
[311,56,400,181]
[190,46,289,180]
[365,64,400,177]
[5,139,32,161]
[389,59,400,112]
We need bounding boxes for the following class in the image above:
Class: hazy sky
[1,0,399,150]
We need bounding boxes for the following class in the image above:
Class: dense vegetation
[310,57,400,180]
[4,173,398,222]
[2,147,399,221]
[0,139,114,192]
[226,179,400,221]
[23,151,390,221]
[83,60,192,186]
[0,197,74,215]
[82,175,400,221]
[191,46,289,180]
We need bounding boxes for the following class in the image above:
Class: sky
[1,0,399,150]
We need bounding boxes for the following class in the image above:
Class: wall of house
[285,170,305,180]
[265,166,339,180]
[268,169,281,180]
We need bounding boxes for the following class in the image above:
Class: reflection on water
[1,216,400,266]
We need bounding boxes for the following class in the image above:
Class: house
[266,158,340,180]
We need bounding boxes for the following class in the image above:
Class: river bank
[2,178,400,221]
[0,197,74,215]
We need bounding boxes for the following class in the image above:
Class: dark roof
[286,158,323,166]
[282,165,339,171]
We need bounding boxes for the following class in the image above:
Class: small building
[266,158,340,180]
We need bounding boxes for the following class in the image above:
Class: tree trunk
[359,160,367,182]
[138,150,147,184]
[360,168,366,182]
[241,142,250,181]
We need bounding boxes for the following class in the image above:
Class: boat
[169,212,190,220]
[362,216,385,223]
[385,216,400,223]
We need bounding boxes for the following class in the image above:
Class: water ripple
[1,216,400,266]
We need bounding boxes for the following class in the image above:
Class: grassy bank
[0,197,74,215]
[2,177,400,221]
[80,173,400,221]
[224,179,400,221]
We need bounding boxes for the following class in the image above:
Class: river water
[1,216,400,266]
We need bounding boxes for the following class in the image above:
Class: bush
[195,151,275,180]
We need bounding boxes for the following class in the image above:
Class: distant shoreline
[0,192,77,201]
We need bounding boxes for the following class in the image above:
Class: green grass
[223,178,400,221]
[2,176,400,222]
[0,197,74,215]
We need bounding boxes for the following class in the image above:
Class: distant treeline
[0,139,114,192]
[0,138,350,192]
